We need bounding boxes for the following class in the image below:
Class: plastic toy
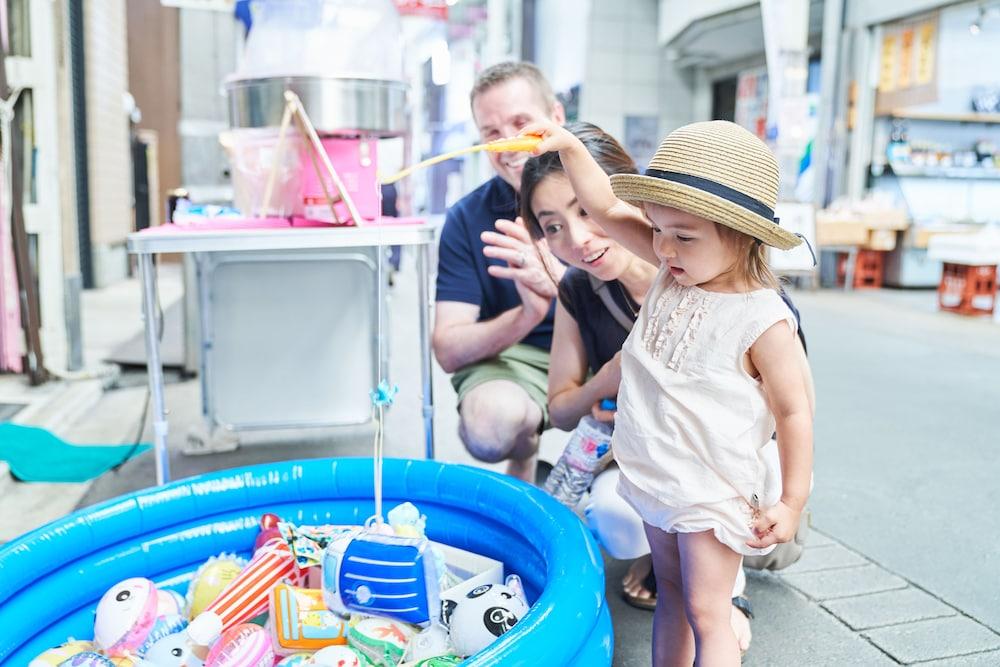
[274,654,314,666]
[28,640,94,666]
[156,589,187,618]
[312,645,372,667]
[268,584,348,654]
[322,529,438,626]
[253,513,283,552]
[346,617,414,667]
[188,538,299,646]
[203,623,274,667]
[139,630,204,666]
[401,624,452,663]
[441,576,529,657]
[93,577,159,657]
[185,554,247,620]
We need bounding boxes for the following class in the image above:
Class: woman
[518,123,759,647]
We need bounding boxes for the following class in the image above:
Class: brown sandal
[622,568,657,611]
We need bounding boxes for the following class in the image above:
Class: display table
[127,221,437,484]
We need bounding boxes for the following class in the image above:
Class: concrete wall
[580,0,670,147]
[179,10,240,202]
[658,0,755,45]
[85,0,133,286]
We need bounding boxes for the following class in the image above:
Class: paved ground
[2,253,999,665]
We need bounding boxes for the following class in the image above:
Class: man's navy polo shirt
[436,176,555,351]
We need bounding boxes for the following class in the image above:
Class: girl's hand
[746,500,801,550]
[519,121,580,155]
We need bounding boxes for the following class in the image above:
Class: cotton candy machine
[221,0,409,222]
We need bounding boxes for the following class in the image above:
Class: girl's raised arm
[523,123,659,266]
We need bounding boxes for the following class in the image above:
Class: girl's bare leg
[678,530,743,667]
[643,523,694,666]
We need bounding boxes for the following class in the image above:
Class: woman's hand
[519,121,582,156]
[746,500,801,550]
[483,217,565,298]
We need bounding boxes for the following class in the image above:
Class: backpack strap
[588,273,636,333]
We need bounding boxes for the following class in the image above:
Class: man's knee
[459,383,541,462]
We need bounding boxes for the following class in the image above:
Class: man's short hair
[470,61,557,111]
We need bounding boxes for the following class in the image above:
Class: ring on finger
[516,250,528,267]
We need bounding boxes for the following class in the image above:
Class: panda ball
[442,583,529,657]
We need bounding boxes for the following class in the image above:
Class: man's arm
[432,300,546,373]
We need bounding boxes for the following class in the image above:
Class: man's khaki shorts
[450,343,550,430]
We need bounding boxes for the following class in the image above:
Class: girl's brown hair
[715,224,781,290]
[520,122,638,241]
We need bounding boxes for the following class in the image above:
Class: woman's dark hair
[519,122,638,241]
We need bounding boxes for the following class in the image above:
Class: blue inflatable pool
[0,458,612,665]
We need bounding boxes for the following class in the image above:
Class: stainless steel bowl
[226,76,409,137]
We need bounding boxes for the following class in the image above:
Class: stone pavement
[2,255,999,665]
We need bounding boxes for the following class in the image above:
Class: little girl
[524,120,814,666]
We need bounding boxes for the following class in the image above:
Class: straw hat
[610,121,801,250]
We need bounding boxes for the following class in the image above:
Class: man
[433,62,566,483]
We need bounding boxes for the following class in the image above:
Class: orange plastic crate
[837,249,885,289]
[938,263,997,316]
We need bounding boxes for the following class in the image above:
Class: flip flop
[622,566,658,611]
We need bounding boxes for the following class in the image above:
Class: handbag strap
[588,273,636,333]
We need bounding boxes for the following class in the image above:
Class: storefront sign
[875,13,939,113]
[394,0,449,20]
[735,66,769,141]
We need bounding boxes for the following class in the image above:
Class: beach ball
[204,623,273,667]
[186,554,246,619]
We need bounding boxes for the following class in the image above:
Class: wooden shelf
[883,110,1000,124]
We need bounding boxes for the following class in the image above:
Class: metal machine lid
[226,76,409,137]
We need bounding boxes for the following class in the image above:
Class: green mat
[0,423,150,482]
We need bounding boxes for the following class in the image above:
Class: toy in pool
[185,555,246,620]
[441,576,529,658]
[187,539,298,646]
[203,623,273,667]
[57,653,133,666]
[156,590,187,619]
[346,617,414,666]
[312,645,372,667]
[322,529,438,626]
[94,578,160,657]
[28,641,94,666]
[138,630,204,666]
[274,653,313,666]
[401,624,452,663]
[268,584,348,654]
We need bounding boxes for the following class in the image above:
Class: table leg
[417,243,435,459]
[139,253,171,484]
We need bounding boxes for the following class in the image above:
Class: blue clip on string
[370,380,400,408]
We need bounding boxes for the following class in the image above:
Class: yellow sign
[898,29,914,89]
[916,22,936,85]
[879,34,898,92]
